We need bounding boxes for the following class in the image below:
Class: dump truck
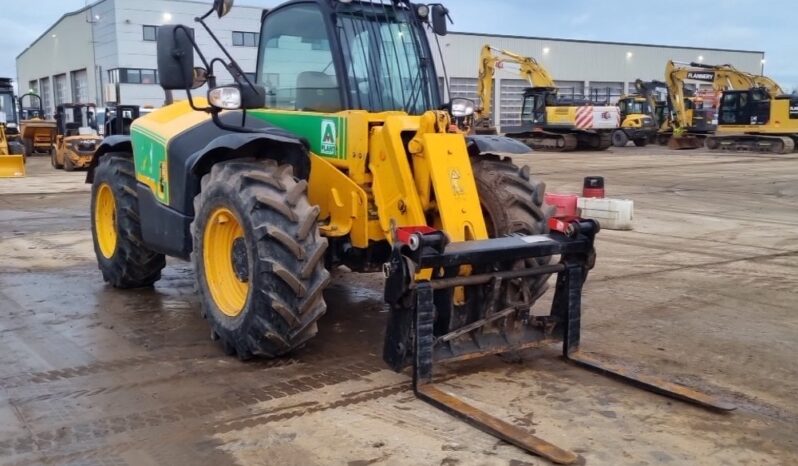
[18,93,56,157]
[85,1,734,462]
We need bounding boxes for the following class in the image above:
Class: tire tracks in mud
[0,358,385,458]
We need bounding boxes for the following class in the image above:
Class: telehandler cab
[86,0,733,462]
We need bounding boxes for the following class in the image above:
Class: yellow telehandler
[84,1,734,462]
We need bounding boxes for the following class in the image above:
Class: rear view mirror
[157,25,195,90]
[192,67,209,89]
[431,5,448,36]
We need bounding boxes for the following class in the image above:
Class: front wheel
[612,130,629,147]
[471,154,553,301]
[191,159,330,360]
[90,153,166,288]
[633,138,648,147]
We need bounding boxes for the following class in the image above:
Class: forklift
[53,103,102,170]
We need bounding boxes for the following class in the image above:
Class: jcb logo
[320,119,337,156]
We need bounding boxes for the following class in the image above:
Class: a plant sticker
[320,119,337,156]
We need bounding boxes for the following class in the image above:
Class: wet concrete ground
[0,148,796,466]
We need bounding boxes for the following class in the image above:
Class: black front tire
[471,154,553,300]
[612,130,629,147]
[192,159,330,360]
[91,153,166,288]
[633,138,648,147]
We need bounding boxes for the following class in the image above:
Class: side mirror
[431,5,448,36]
[213,0,234,18]
[157,25,195,90]
[192,67,209,89]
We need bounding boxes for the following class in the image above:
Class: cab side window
[258,5,341,112]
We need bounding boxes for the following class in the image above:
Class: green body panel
[250,110,348,160]
[131,127,169,203]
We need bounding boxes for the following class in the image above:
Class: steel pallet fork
[383,219,734,464]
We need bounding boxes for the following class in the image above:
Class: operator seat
[295,71,341,113]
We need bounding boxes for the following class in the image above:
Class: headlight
[7,123,16,129]
[208,86,242,110]
[450,98,475,118]
[416,4,430,18]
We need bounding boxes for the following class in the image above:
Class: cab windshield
[621,100,650,115]
[0,92,17,124]
[337,6,438,114]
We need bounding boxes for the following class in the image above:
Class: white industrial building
[17,0,765,130]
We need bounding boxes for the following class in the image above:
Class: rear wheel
[91,153,166,288]
[633,138,648,147]
[612,130,629,147]
[192,159,330,360]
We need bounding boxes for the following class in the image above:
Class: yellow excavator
[663,60,758,149]
[18,92,57,157]
[612,92,658,147]
[0,78,25,177]
[476,45,620,151]
[707,69,797,153]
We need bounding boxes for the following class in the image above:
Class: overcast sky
[1,0,795,90]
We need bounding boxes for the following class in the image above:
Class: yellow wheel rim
[95,183,118,259]
[203,207,249,317]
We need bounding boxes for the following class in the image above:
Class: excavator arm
[665,60,759,131]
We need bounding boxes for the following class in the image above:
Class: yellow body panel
[545,107,577,126]
[0,124,25,177]
[308,154,371,247]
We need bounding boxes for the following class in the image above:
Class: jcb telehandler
[86,1,733,462]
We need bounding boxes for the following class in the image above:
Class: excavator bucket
[383,219,733,463]
[0,154,25,177]
[667,134,703,150]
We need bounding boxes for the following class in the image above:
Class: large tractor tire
[91,153,166,288]
[471,154,553,301]
[191,159,330,360]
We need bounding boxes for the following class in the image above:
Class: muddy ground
[0,147,796,466]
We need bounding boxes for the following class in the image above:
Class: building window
[54,74,67,106]
[108,68,160,85]
[144,25,194,42]
[232,31,258,47]
[28,80,38,95]
[40,77,52,117]
[71,69,88,103]
[143,25,158,41]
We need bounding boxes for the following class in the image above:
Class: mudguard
[466,134,532,155]
[85,135,133,183]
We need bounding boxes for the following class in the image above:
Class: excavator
[706,69,797,153]
[612,92,658,147]
[84,0,734,463]
[476,45,620,151]
[0,78,25,177]
[662,60,761,149]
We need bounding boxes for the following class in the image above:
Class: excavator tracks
[705,134,796,154]
[510,130,613,153]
